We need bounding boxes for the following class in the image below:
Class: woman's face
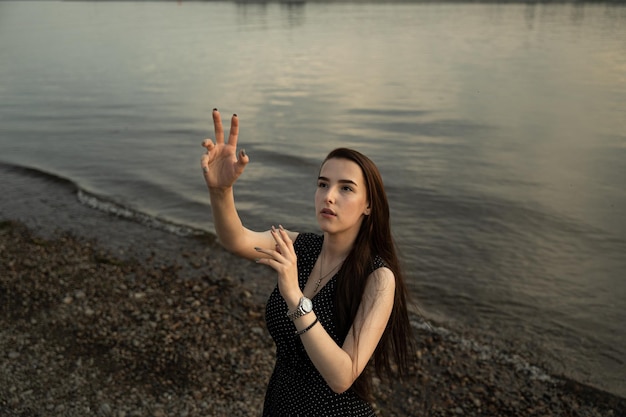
[315,158,371,237]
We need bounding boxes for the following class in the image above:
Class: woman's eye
[342,186,354,192]
[317,182,328,188]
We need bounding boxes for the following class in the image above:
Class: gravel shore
[1,165,625,416]
[2,220,625,417]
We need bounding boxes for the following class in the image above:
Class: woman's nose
[324,187,336,203]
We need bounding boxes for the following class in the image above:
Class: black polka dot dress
[262,233,378,417]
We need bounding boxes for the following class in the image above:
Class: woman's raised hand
[201,109,249,190]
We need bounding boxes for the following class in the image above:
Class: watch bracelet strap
[287,307,304,321]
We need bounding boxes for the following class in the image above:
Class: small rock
[99,403,112,416]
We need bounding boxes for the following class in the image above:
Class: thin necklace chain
[313,250,344,294]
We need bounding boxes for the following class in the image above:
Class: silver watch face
[301,297,313,313]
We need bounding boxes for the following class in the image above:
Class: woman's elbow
[328,377,355,394]
[325,357,361,393]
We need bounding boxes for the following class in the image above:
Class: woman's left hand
[255,226,301,307]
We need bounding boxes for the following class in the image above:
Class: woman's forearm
[295,269,395,394]
[294,314,356,393]
[208,186,281,260]
[208,186,248,256]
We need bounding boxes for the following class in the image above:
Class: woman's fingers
[256,226,294,263]
[272,225,293,251]
[271,226,285,250]
[255,244,282,258]
[236,148,249,171]
[201,138,215,151]
[228,114,239,148]
[212,109,224,145]
[254,246,285,269]
[200,153,210,176]
[212,109,240,147]
[268,226,295,263]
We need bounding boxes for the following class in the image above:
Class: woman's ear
[364,204,371,216]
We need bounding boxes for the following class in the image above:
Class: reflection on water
[1,0,625,398]
[235,1,307,28]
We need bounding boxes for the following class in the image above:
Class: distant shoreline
[52,0,626,4]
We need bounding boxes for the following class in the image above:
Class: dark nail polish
[233,113,238,117]
[213,108,218,111]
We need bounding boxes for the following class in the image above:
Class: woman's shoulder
[370,254,387,272]
[367,256,395,292]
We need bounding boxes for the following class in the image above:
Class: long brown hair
[322,148,415,403]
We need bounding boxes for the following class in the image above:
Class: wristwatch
[286,296,313,321]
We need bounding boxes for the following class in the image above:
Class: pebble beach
[1,165,625,417]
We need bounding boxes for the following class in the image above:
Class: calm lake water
[1,0,625,398]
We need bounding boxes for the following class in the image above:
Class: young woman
[201,109,415,416]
